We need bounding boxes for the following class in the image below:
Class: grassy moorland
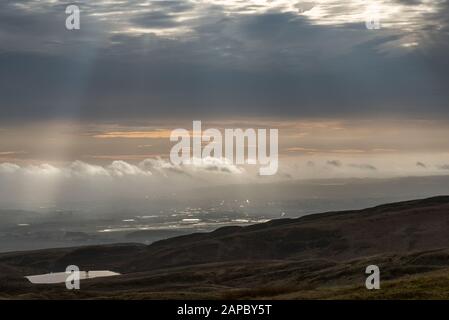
[2,196,449,299]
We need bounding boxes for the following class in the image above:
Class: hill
[2,196,449,299]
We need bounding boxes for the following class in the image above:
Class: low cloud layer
[0,157,245,179]
[1,153,449,207]
[0,157,249,206]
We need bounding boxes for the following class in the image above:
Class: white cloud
[0,162,20,174]
[69,160,109,177]
[182,157,245,174]
[0,158,247,206]
[0,158,244,180]
[24,164,61,176]
[108,160,151,177]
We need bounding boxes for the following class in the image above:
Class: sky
[0,0,448,120]
[0,0,449,206]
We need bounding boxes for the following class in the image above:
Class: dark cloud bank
[0,0,448,122]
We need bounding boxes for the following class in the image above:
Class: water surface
[26,270,120,284]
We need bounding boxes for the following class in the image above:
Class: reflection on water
[26,270,120,284]
[1,197,372,253]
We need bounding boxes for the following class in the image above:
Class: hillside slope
[2,196,449,299]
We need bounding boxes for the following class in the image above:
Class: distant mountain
[3,196,449,299]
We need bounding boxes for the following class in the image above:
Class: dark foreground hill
[2,196,449,299]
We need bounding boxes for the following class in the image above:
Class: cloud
[332,149,366,154]
[93,130,173,139]
[108,160,151,177]
[416,161,427,168]
[70,160,109,177]
[326,160,377,171]
[24,164,61,176]
[327,160,343,167]
[0,157,247,206]
[131,11,181,29]
[0,151,26,156]
[140,157,244,176]
[285,147,318,153]
[139,157,187,176]
[0,162,20,174]
[0,0,448,121]
[182,157,244,174]
[0,157,243,179]
[348,163,377,171]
